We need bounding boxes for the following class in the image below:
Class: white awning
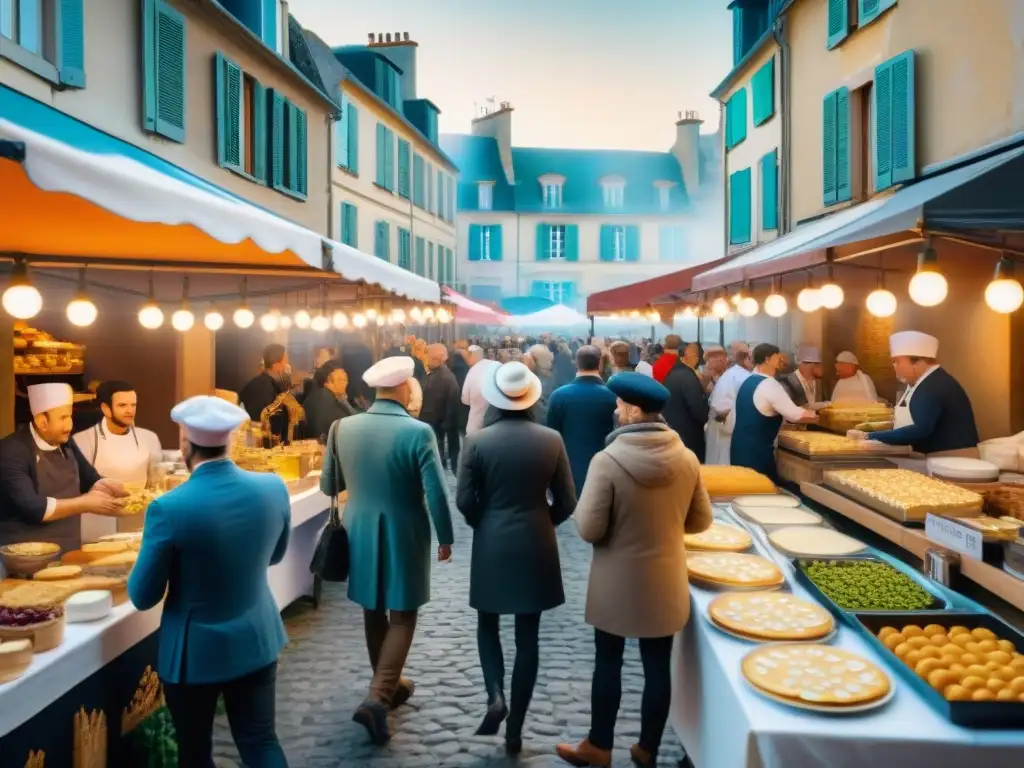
[509,304,590,327]
[325,240,440,303]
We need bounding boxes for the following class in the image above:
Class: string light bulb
[2,259,42,320]
[437,307,453,324]
[984,256,1023,314]
[260,311,280,333]
[204,306,224,331]
[311,312,330,332]
[681,306,695,319]
[375,314,385,326]
[365,308,377,320]
[138,274,164,329]
[711,296,730,318]
[279,313,292,330]
[423,307,435,321]
[764,278,788,318]
[866,270,897,318]
[391,308,406,324]
[233,279,254,328]
[352,312,367,328]
[409,307,423,323]
[294,309,311,329]
[171,277,194,332]
[738,296,759,317]
[819,265,844,309]
[333,310,349,329]
[796,274,821,313]
[66,268,97,327]
[908,243,948,307]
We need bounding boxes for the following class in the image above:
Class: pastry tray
[792,555,950,624]
[852,611,1024,728]
[777,434,910,460]
[822,475,984,523]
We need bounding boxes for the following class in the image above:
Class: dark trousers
[431,424,460,469]
[477,611,541,736]
[589,629,673,756]
[162,661,287,768]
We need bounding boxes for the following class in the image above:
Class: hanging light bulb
[908,242,948,306]
[204,306,224,331]
[352,312,367,328]
[333,310,350,329]
[138,274,164,329]
[738,296,759,317]
[819,265,844,309]
[294,309,311,329]
[374,314,385,326]
[731,291,743,306]
[423,307,435,321]
[984,256,1023,314]
[2,259,43,320]
[437,307,452,324]
[279,314,292,330]
[764,278,788,318]
[796,274,821,313]
[681,306,695,319]
[171,277,194,332]
[260,311,280,332]
[646,310,660,323]
[66,268,97,327]
[711,296,731,318]
[865,270,897,318]
[391,308,406,324]
[233,278,254,328]
[365,308,378,320]
[409,306,423,323]
[311,313,330,332]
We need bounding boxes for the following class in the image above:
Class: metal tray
[822,475,984,523]
[777,434,909,460]
[792,555,950,623]
[852,611,1024,728]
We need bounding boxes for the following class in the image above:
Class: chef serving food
[830,351,880,404]
[0,383,127,552]
[847,331,980,457]
[74,380,162,485]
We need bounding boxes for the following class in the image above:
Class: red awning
[586,256,733,313]
[442,286,509,325]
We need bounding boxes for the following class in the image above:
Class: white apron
[83,423,152,539]
[705,414,731,465]
[832,372,874,404]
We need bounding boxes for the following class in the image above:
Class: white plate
[707,615,837,645]
[689,574,786,592]
[742,674,896,715]
[734,506,823,527]
[768,526,867,558]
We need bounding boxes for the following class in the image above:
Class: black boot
[504,717,523,756]
[352,699,390,745]
[475,694,508,736]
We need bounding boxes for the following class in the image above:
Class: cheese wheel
[65,591,113,623]
[33,565,83,581]
[768,526,866,557]
[733,495,801,509]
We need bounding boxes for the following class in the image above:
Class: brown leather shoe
[629,743,656,767]
[352,699,390,745]
[390,677,415,709]
[555,739,612,767]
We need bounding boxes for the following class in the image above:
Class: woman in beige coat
[556,372,713,768]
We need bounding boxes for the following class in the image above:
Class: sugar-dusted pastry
[825,469,984,517]
[687,552,784,588]
[684,522,752,552]
[742,644,890,705]
[768,526,866,557]
[708,592,834,641]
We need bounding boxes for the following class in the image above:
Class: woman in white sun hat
[456,361,577,755]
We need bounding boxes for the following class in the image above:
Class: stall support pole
[589,314,595,342]
[0,313,13,436]
[719,318,725,347]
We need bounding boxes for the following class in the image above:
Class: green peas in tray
[799,557,946,613]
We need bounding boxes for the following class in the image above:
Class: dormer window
[374,57,403,111]
[539,174,565,209]
[600,176,626,209]
[654,180,676,212]
[478,182,494,211]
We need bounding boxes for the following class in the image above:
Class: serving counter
[670,504,1024,768]
[0,485,332,764]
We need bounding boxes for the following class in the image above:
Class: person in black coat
[448,346,471,434]
[302,360,356,441]
[456,362,576,756]
[238,344,290,443]
[420,344,461,470]
[661,342,710,461]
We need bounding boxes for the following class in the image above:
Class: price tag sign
[924,513,983,560]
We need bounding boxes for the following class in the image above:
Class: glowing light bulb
[819,282,844,309]
[260,312,280,332]
[764,293,788,318]
[731,293,742,306]
[629,310,641,319]
[365,308,377,319]
[437,308,452,324]
[375,314,385,326]
[138,302,164,329]
[3,283,43,319]
[352,313,367,328]
[797,287,821,313]
[738,297,759,317]
[333,311,349,329]
[908,271,948,307]
[294,309,311,329]
[681,307,695,319]
[391,308,406,324]
[171,308,195,332]
[204,309,224,331]
[409,307,423,323]
[278,314,292,330]
[233,307,255,328]
[423,307,435,320]
[866,289,897,317]
[311,313,330,332]
[711,297,730,318]
[66,297,97,327]
[985,278,1023,314]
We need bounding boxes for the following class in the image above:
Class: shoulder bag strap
[326,420,342,525]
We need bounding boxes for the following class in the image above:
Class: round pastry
[742,644,891,705]
[733,494,800,509]
[687,552,784,588]
[735,506,823,527]
[768,526,867,557]
[708,592,834,641]
[81,541,129,555]
[33,565,83,581]
[684,522,752,552]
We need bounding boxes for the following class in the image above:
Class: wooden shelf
[801,482,1024,613]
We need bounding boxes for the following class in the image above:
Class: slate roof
[440,134,691,215]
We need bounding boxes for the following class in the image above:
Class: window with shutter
[336,96,350,169]
[143,1,186,142]
[872,49,917,192]
[827,0,849,49]
[413,154,425,208]
[445,248,454,286]
[375,123,387,187]
[726,88,748,149]
[729,168,752,245]
[341,203,357,247]
[437,169,444,218]
[215,54,242,172]
[760,149,778,230]
[294,106,307,196]
[565,225,579,262]
[270,91,285,189]
[374,221,391,260]
[428,242,434,279]
[489,226,503,262]
[822,90,838,205]
[835,87,851,200]
[414,236,424,274]
[858,0,896,27]
[468,224,482,262]
[625,226,640,262]
[384,128,395,191]
[56,0,86,87]
[397,139,411,199]
[752,57,774,126]
[426,162,434,213]
[347,102,359,173]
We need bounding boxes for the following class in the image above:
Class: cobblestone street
[213,473,686,767]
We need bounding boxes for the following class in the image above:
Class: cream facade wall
[330,80,456,273]
[787,0,1024,224]
[1,0,333,234]
[722,41,783,252]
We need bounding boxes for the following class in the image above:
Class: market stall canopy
[501,296,556,315]
[692,142,1024,293]
[509,304,590,327]
[325,240,439,303]
[442,287,509,325]
[586,256,733,313]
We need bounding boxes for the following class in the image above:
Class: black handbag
[310,421,349,582]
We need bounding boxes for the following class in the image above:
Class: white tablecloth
[670,506,1024,768]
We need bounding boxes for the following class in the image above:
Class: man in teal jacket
[128,395,291,768]
[321,355,455,745]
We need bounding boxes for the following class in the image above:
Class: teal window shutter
[56,0,86,88]
[490,226,503,262]
[752,57,775,126]
[413,154,425,207]
[437,246,445,283]
[889,50,916,184]
[874,59,893,191]
[625,226,640,262]
[835,86,851,201]
[446,248,454,286]
[384,129,395,190]
[822,89,838,205]
[215,54,242,171]
[336,97,349,169]
[727,89,748,149]
[536,224,550,261]
[565,225,579,262]
[414,236,424,274]
[252,83,266,182]
[347,103,359,173]
[341,203,357,247]
[383,222,391,261]
[760,149,778,230]
[426,162,434,213]
[827,0,849,49]
[428,242,435,279]
[374,221,391,260]
[294,105,307,196]
[599,225,613,261]
[397,139,410,198]
[468,224,482,261]
[270,90,285,189]
[729,169,752,245]
[436,168,444,219]
[375,123,387,186]
[858,0,894,27]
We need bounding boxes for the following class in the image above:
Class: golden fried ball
[986,650,1013,666]
[907,636,931,650]
[948,626,970,638]
[1019,693,1024,703]
[996,639,1016,654]
[1010,677,1024,696]
[904,650,925,668]
[902,625,925,638]
[948,663,967,677]
[922,623,946,637]
[893,642,911,659]
[939,644,965,659]
[971,688,996,701]
[883,634,904,651]
[878,627,900,641]
[977,639,998,653]
[993,667,1018,683]
[950,634,973,648]
[986,678,1007,693]
[996,688,1016,701]
[917,646,943,660]
[960,676,987,691]
[971,627,997,641]
[964,642,984,655]
[915,658,947,677]
[928,669,959,690]
[944,684,971,701]
[1009,658,1024,672]
[960,653,982,666]
[964,664,989,679]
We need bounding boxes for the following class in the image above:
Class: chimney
[471,102,516,185]
[368,33,375,44]
[671,109,704,197]
[385,33,392,43]
[367,32,420,101]
[404,32,410,41]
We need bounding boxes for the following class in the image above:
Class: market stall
[671,470,1024,768]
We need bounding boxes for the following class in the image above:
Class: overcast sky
[288,0,733,151]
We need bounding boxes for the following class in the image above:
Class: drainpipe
[720,100,728,258]
[515,212,522,298]
[773,15,792,233]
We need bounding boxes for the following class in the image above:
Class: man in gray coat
[321,356,454,745]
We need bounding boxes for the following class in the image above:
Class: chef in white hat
[128,395,292,763]
[320,355,454,744]
[779,345,828,410]
[0,383,126,553]
[830,351,880,404]
[848,331,980,457]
